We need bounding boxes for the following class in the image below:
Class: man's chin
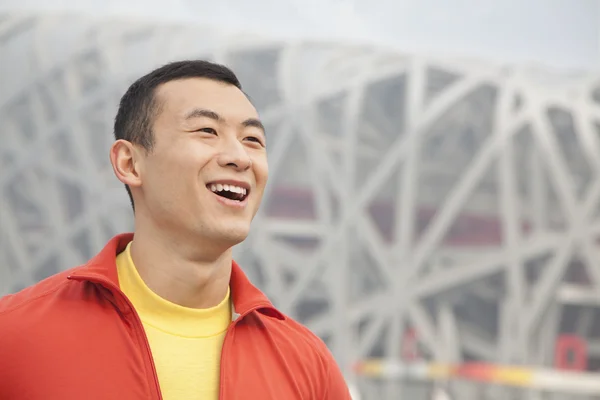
[212,224,251,247]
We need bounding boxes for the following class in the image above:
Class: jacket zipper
[218,323,235,400]
[69,275,163,400]
[218,306,272,400]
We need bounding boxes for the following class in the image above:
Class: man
[0,60,352,399]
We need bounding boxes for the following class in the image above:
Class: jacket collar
[69,233,285,321]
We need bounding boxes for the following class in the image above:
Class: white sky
[2,0,599,70]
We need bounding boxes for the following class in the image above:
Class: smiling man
[0,60,351,400]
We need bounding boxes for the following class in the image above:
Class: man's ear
[109,139,143,188]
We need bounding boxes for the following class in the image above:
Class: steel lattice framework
[2,13,600,396]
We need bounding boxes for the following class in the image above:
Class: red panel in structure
[401,328,419,361]
[554,335,587,371]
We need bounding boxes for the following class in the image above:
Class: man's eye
[198,127,217,134]
[245,136,265,146]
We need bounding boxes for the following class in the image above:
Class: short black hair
[113,60,242,211]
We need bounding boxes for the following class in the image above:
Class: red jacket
[0,234,351,399]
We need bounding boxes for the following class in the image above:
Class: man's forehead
[155,78,257,120]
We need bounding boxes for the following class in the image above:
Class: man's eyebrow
[184,108,265,134]
[184,108,221,121]
[242,118,265,134]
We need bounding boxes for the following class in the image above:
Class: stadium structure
[1,4,600,399]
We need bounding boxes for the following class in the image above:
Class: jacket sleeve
[321,353,353,399]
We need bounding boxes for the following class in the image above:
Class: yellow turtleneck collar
[116,242,231,338]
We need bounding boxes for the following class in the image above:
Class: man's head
[110,60,268,249]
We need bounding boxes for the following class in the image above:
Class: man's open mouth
[207,183,249,202]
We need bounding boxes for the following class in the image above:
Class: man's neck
[128,228,232,309]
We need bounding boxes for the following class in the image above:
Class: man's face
[136,78,268,247]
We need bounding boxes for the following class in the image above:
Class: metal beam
[496,83,526,362]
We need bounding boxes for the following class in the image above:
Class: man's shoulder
[250,311,351,398]
[257,310,336,365]
[0,266,81,317]
[0,267,84,370]
[282,315,332,353]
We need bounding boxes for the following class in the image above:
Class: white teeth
[209,183,248,196]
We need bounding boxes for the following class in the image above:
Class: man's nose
[216,137,252,171]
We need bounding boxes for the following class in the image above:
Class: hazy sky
[2,0,598,70]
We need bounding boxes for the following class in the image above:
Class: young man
[0,60,351,399]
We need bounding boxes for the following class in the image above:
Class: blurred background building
[1,1,600,399]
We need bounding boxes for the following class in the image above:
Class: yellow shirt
[116,243,231,400]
